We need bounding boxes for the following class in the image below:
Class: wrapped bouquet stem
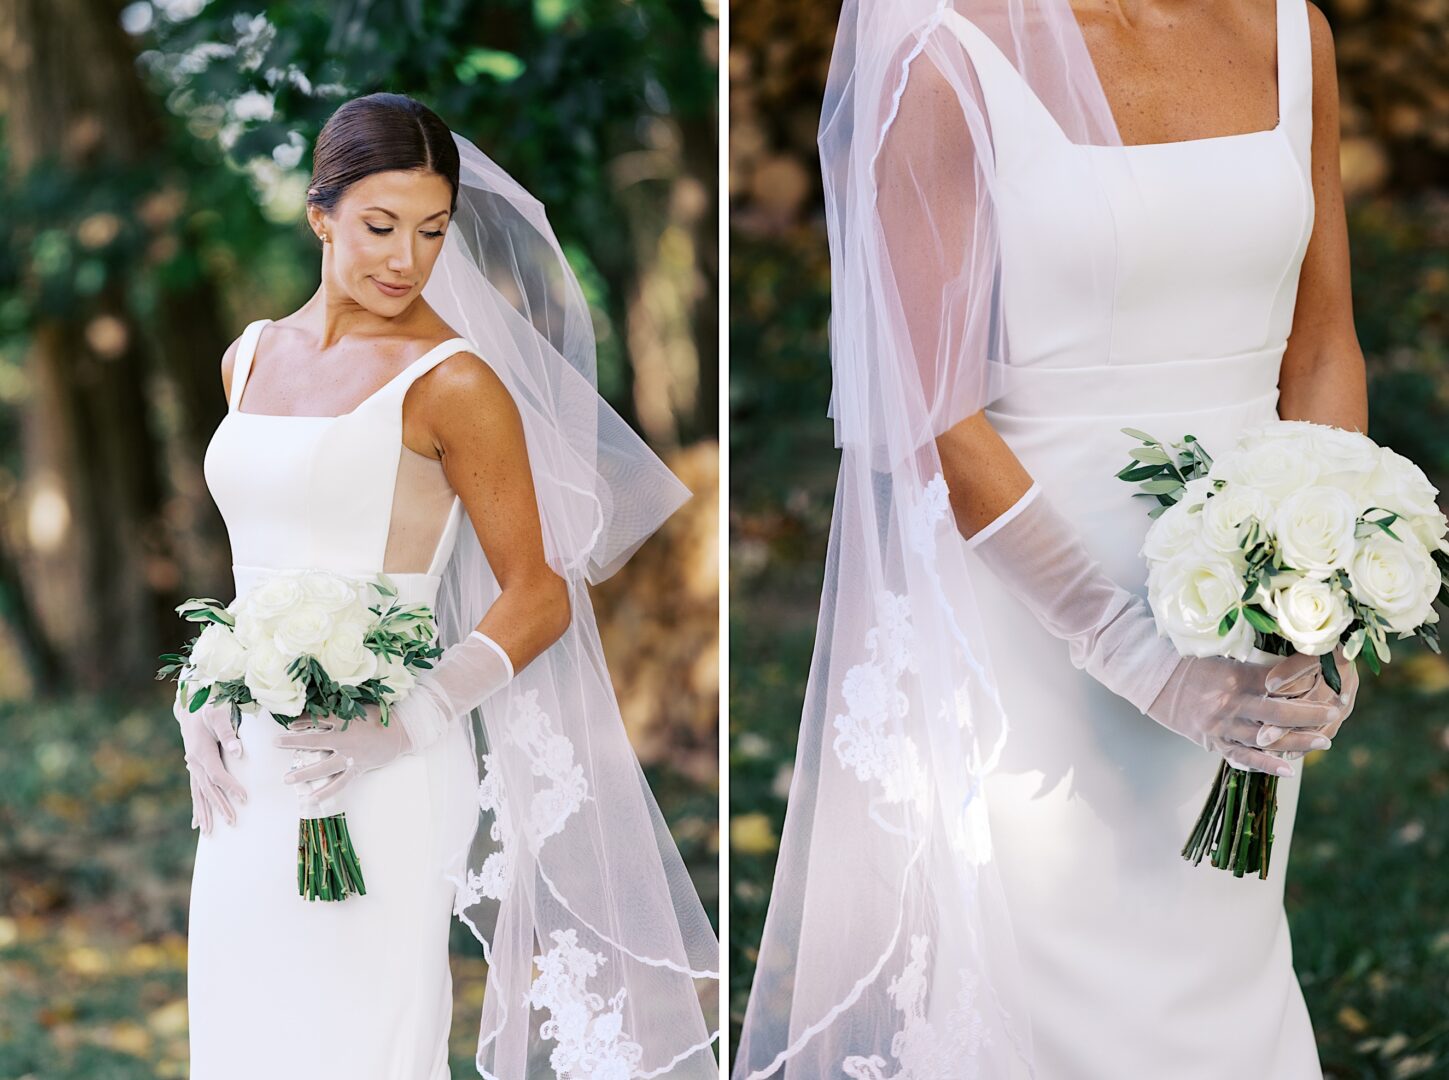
[1118,420,1449,877]
[158,569,442,901]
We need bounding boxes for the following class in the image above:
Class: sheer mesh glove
[1253,644,1360,752]
[274,629,514,808]
[173,686,247,834]
[1145,647,1357,776]
[967,483,1356,777]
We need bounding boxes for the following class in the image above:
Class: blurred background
[0,0,718,1075]
[729,0,1449,1075]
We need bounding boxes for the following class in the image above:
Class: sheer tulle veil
[732,1,1147,1075]
[423,131,719,1078]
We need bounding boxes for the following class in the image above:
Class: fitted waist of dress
[232,563,443,607]
[984,343,1284,421]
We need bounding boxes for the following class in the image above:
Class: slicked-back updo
[306,93,460,218]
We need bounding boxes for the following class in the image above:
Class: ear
[305,204,329,242]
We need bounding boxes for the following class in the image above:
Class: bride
[735,1,1366,1077]
[175,92,718,1078]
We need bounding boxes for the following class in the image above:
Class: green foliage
[139,0,717,417]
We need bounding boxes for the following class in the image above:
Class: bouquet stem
[297,812,367,901]
[1181,761,1280,879]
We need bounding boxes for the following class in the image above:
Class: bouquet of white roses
[157,570,442,901]
[1118,420,1449,877]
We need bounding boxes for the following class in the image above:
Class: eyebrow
[363,207,450,222]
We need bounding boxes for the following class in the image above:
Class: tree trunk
[0,0,217,690]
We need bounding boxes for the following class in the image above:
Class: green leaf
[1319,651,1342,694]
[1138,478,1183,495]
[1361,633,1382,675]
[1129,446,1173,466]
[1118,463,1165,482]
[1218,608,1240,636]
[1242,606,1279,636]
[1121,427,1160,444]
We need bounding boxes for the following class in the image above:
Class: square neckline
[1084,0,1283,150]
[231,319,473,421]
[954,0,1286,152]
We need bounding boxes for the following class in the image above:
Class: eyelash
[366,225,445,238]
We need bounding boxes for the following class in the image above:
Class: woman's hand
[1254,645,1361,753]
[174,694,248,834]
[273,702,412,809]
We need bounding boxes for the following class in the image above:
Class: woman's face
[309,168,454,314]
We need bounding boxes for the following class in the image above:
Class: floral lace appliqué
[453,751,516,912]
[508,688,589,842]
[841,934,990,1080]
[908,473,951,560]
[528,928,645,1080]
[832,589,929,813]
[453,688,589,914]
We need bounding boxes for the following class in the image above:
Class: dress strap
[1276,0,1314,169]
[940,10,1064,173]
[365,336,478,413]
[229,319,271,412]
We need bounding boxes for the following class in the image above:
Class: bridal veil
[731,1,1149,1075]
[425,131,719,1078]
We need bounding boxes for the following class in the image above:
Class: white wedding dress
[188,318,483,1078]
[947,0,1325,1075]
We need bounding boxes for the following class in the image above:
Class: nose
[387,235,419,277]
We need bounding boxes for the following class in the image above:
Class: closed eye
[365,224,446,239]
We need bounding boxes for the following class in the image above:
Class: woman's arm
[873,48,1038,539]
[420,351,572,671]
[1277,3,1368,434]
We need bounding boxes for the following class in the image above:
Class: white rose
[298,569,365,613]
[241,570,307,623]
[1200,484,1274,555]
[1259,576,1354,655]
[190,623,249,683]
[271,602,337,657]
[1148,547,1255,659]
[1271,485,1359,580]
[1309,425,1381,502]
[1140,499,1203,565]
[245,641,308,717]
[333,600,379,644]
[1368,446,1442,521]
[374,651,417,700]
[1349,532,1440,634]
[316,632,380,687]
[1231,419,1320,454]
[231,603,264,649]
[1211,430,1319,500]
[1177,475,1217,513]
[1406,511,1449,556]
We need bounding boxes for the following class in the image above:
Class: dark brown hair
[306,93,460,217]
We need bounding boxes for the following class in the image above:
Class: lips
[372,277,411,296]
